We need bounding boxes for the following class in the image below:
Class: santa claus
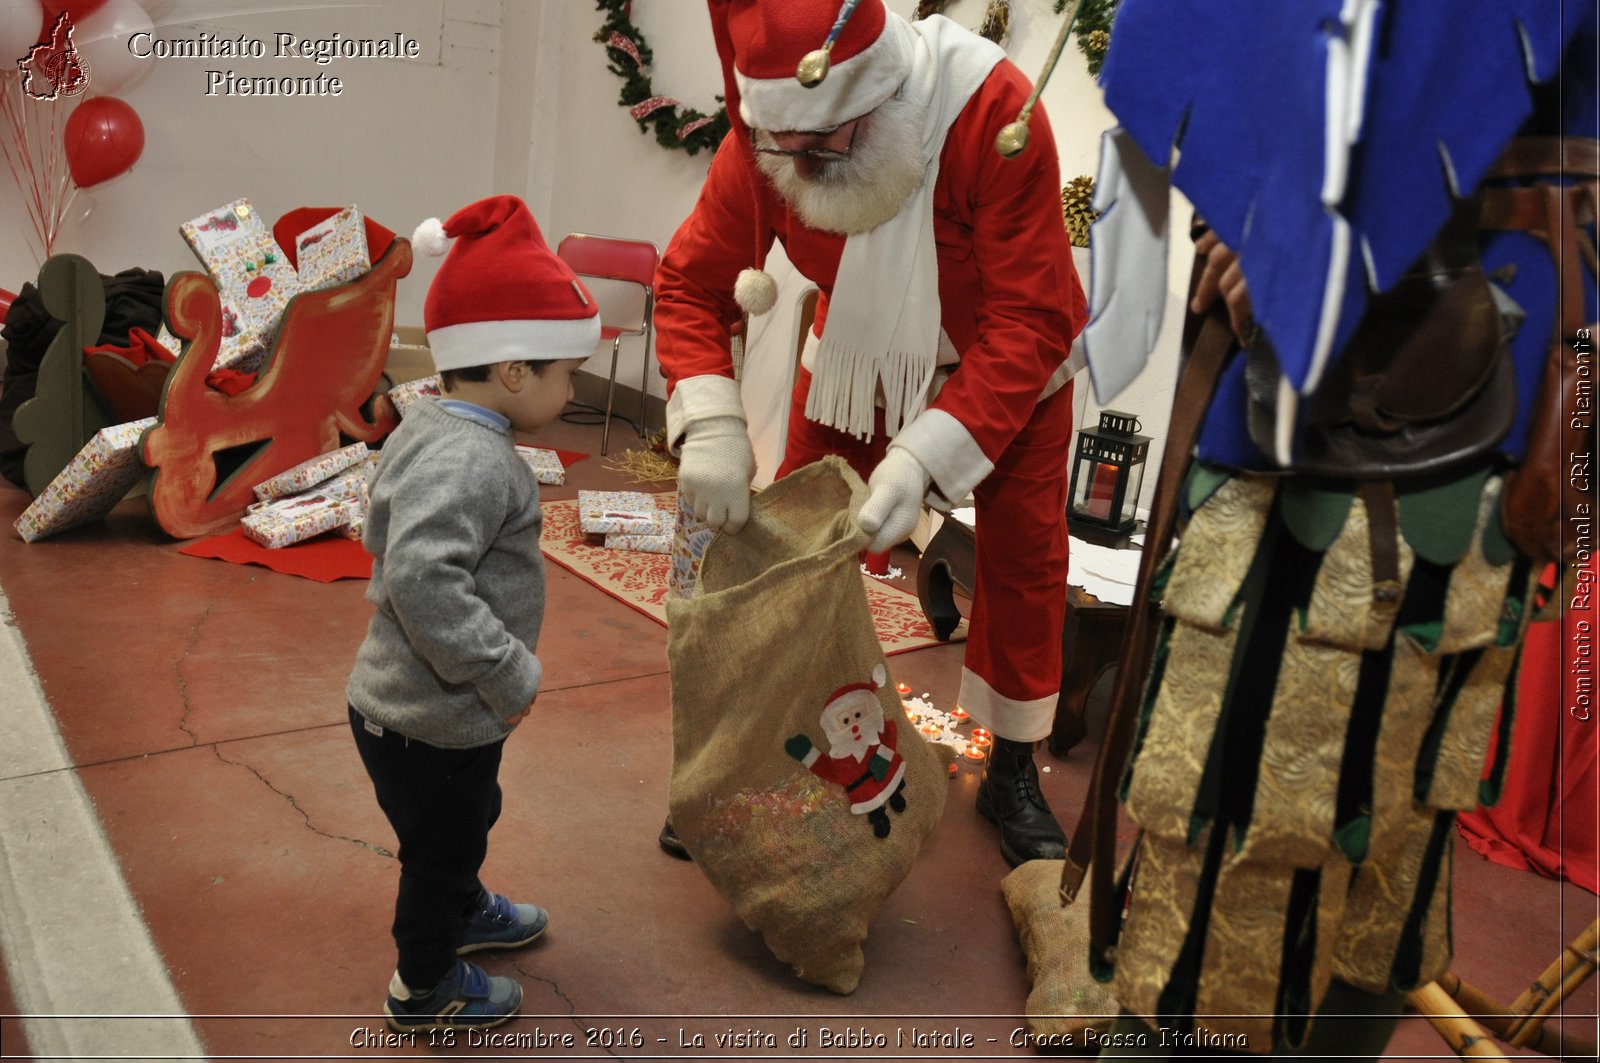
[785,663,909,838]
[654,0,1086,868]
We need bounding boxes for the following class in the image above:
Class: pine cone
[1061,175,1098,248]
[1085,28,1110,53]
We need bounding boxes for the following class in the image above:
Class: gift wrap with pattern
[179,198,301,373]
[604,532,672,554]
[15,418,156,542]
[387,375,441,418]
[578,490,672,536]
[293,205,369,291]
[515,445,566,486]
[241,492,362,548]
[1106,468,1540,1051]
[669,491,716,599]
[252,442,370,502]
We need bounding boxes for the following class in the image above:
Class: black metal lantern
[1067,409,1150,536]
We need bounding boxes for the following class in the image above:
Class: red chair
[555,233,660,455]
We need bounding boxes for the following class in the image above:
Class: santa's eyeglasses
[750,122,859,162]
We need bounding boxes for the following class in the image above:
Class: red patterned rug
[538,492,960,657]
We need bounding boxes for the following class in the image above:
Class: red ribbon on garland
[676,115,717,139]
[606,31,644,69]
[630,95,679,120]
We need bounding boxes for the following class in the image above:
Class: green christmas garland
[593,0,730,157]
[1053,0,1119,77]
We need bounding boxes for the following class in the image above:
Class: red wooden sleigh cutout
[142,237,411,538]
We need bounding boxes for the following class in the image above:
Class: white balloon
[73,0,154,96]
[0,2,45,65]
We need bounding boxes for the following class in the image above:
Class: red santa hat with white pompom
[709,0,912,318]
[821,662,890,718]
[413,195,600,370]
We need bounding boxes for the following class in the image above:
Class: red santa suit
[656,11,1086,743]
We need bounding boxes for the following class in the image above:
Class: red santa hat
[719,0,912,135]
[412,195,600,370]
[822,662,889,714]
[709,1,912,318]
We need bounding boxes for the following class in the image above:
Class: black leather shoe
[658,816,691,861]
[976,737,1068,866]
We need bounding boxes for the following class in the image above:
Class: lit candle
[920,720,942,738]
[964,743,988,761]
[1085,461,1119,520]
[951,704,969,721]
[896,682,911,696]
[971,728,992,748]
[903,705,920,724]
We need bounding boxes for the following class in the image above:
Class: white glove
[677,416,756,534]
[857,447,932,554]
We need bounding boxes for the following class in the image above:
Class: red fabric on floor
[1459,562,1599,895]
[177,528,371,582]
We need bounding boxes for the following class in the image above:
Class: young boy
[347,195,599,1031]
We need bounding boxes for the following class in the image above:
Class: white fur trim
[958,668,1056,742]
[427,316,601,370]
[734,268,779,315]
[664,374,746,451]
[736,13,914,131]
[890,409,992,510]
[412,217,450,257]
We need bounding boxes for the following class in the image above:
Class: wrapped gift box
[577,490,670,536]
[252,442,370,502]
[15,418,156,542]
[241,492,360,548]
[604,532,673,554]
[294,205,370,291]
[515,445,565,486]
[315,453,378,504]
[388,374,441,418]
[179,198,302,372]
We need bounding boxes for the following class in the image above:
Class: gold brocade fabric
[1109,468,1539,1051]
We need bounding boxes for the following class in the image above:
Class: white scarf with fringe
[804,15,1004,441]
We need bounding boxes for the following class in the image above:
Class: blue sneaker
[383,959,521,1032]
[457,889,548,954]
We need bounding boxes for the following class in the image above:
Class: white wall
[0,0,506,328]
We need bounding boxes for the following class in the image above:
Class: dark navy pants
[349,706,503,990]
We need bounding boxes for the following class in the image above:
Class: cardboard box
[386,325,436,386]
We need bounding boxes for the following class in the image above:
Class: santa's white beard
[826,731,875,760]
[754,93,927,236]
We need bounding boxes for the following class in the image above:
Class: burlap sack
[1002,861,1118,1049]
[665,457,948,994]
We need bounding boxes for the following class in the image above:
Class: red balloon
[64,95,144,187]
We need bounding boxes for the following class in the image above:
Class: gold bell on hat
[796,0,863,87]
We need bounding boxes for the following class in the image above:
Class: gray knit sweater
[347,400,544,748]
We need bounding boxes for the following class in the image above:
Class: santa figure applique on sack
[785,663,909,839]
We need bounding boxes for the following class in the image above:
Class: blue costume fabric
[1096,0,1596,470]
